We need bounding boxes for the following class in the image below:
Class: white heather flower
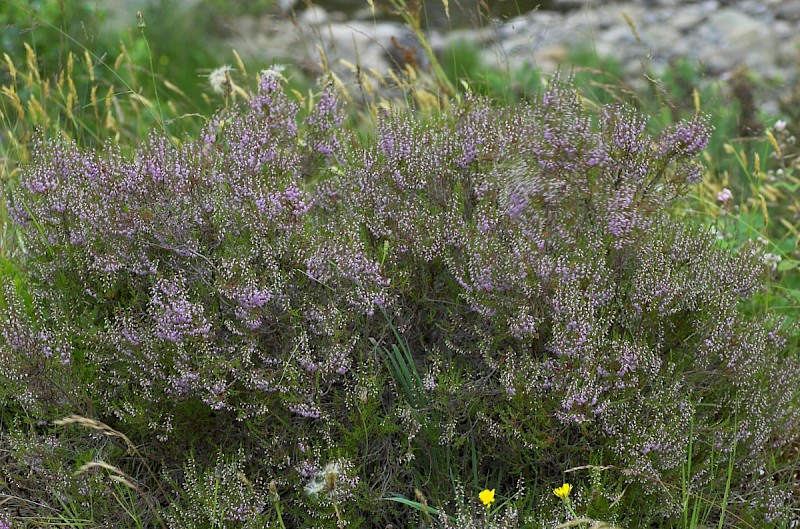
[774,119,787,132]
[717,188,733,203]
[209,65,233,96]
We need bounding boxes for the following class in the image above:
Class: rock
[349,6,377,21]
[641,25,681,51]
[669,6,706,33]
[208,0,797,117]
[299,6,328,26]
[223,15,309,65]
[776,0,800,21]
[386,33,430,72]
[706,8,756,37]
[317,21,402,72]
[772,20,795,53]
[550,0,588,12]
[594,25,639,58]
[499,11,560,42]
[699,0,720,10]
[702,8,777,74]
[537,44,570,64]
[778,33,800,68]
[443,27,496,48]
[276,0,299,13]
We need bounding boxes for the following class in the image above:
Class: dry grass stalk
[53,415,136,454]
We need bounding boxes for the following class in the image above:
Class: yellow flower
[479,488,496,508]
[553,483,572,500]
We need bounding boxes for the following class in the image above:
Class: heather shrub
[9,72,381,426]
[5,72,799,526]
[0,33,247,257]
[164,449,273,528]
[319,81,800,522]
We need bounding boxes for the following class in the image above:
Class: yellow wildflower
[479,488,496,508]
[553,483,572,500]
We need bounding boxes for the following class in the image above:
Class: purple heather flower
[150,277,212,343]
[660,115,711,156]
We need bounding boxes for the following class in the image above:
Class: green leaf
[382,493,452,522]
[773,181,800,193]
[777,259,800,272]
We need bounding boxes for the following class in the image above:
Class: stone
[641,25,681,51]
[706,8,765,45]
[276,0,299,13]
[443,27,496,48]
[668,7,706,33]
[535,44,570,64]
[778,36,800,68]
[776,1,800,21]
[207,0,797,117]
[550,0,588,12]
[299,5,328,26]
[594,25,639,58]
[702,8,777,74]
[318,21,403,72]
[699,0,720,11]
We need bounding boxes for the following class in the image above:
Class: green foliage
[440,40,543,103]
[205,0,274,18]
[0,0,103,75]
[164,450,272,529]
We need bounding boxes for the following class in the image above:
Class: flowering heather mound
[2,73,798,526]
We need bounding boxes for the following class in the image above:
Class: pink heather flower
[774,120,787,132]
[717,188,733,203]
